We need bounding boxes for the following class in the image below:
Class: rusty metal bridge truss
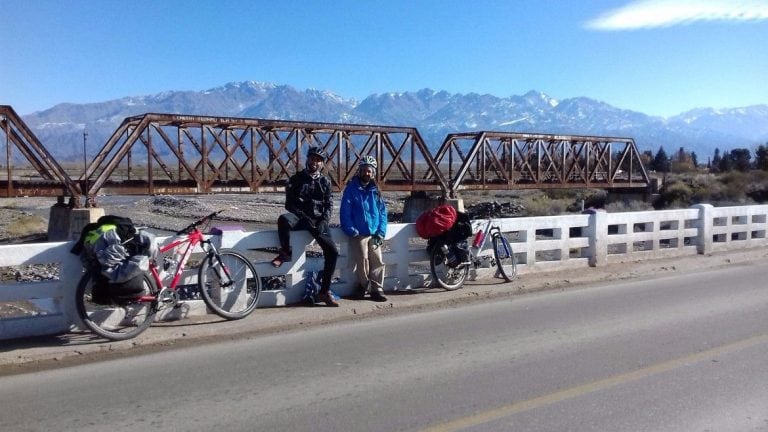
[0,105,81,197]
[0,106,650,206]
[83,113,447,199]
[428,132,650,197]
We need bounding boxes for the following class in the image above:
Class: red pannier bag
[415,204,458,239]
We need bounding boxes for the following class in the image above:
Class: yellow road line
[418,333,768,432]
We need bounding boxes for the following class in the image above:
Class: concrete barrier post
[584,208,607,267]
[67,208,105,240]
[284,231,313,304]
[388,225,413,291]
[47,198,73,241]
[692,204,714,254]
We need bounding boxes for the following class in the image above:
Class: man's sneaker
[370,290,388,302]
[317,291,340,307]
[348,284,366,300]
[270,249,291,267]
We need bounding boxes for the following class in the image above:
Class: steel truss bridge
[1,105,650,206]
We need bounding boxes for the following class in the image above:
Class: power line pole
[83,130,88,206]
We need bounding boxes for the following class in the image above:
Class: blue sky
[1,0,767,117]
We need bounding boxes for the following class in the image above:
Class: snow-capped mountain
[17,81,768,161]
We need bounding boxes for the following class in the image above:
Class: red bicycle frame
[140,228,205,301]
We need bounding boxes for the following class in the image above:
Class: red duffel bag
[415,205,457,239]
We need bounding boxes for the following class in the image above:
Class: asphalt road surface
[2,262,768,431]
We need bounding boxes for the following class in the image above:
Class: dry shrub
[522,194,571,216]
[718,172,751,200]
[662,181,694,207]
[605,199,654,213]
[651,171,768,208]
[516,189,610,216]
[7,214,47,237]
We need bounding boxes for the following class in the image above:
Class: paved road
[2,262,768,431]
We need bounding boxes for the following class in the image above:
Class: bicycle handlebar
[175,209,226,235]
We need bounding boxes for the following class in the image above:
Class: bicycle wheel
[75,271,158,341]
[198,249,260,319]
[429,246,469,291]
[492,233,517,282]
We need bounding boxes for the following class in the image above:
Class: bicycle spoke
[198,250,260,319]
[429,247,468,290]
[76,272,158,341]
[492,233,517,282]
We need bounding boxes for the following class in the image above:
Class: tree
[719,150,733,172]
[652,146,670,172]
[712,148,722,173]
[671,146,694,172]
[730,148,752,172]
[755,144,768,171]
[641,150,654,168]
[691,151,699,168]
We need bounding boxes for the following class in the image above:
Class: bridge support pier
[47,200,104,241]
[402,193,464,222]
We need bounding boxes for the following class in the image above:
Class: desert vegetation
[467,142,768,218]
[645,143,768,211]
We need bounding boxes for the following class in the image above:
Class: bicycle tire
[75,271,158,341]
[429,246,469,291]
[198,249,260,319]
[492,233,518,282]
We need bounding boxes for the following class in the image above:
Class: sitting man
[272,146,339,307]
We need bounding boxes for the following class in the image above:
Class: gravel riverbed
[0,191,526,241]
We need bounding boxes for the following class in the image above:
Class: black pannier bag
[71,215,156,304]
[426,211,473,260]
[447,212,473,242]
[90,273,147,305]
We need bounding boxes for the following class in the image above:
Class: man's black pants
[277,213,338,293]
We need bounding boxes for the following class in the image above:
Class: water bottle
[472,230,485,248]
[158,256,175,281]
[163,256,178,273]
[161,247,182,279]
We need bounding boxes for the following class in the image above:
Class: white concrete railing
[1,203,767,341]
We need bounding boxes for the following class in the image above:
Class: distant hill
[17,81,768,162]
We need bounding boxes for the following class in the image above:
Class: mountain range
[17,81,768,162]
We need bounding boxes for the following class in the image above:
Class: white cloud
[585,0,768,30]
